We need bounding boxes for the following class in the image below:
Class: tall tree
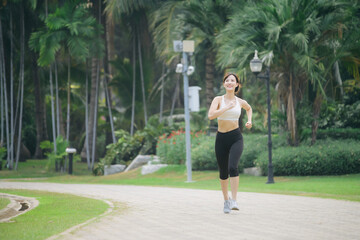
[30,0,104,168]
[151,0,235,108]
[106,0,154,128]
[216,0,357,145]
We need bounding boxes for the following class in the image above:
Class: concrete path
[0,182,359,240]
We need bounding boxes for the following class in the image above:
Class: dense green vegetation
[0,189,109,240]
[0,0,359,177]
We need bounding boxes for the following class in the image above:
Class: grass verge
[0,197,10,210]
[0,189,109,240]
[2,160,360,202]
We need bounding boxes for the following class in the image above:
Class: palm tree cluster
[0,0,359,170]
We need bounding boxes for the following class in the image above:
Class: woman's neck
[224,91,235,99]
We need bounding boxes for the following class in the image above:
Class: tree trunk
[81,58,98,162]
[66,56,71,141]
[333,61,343,99]
[101,8,116,144]
[91,60,100,169]
[85,63,91,169]
[159,64,165,123]
[130,37,136,136]
[0,18,4,147]
[205,51,215,108]
[137,29,148,125]
[15,3,25,170]
[9,8,14,169]
[49,66,57,153]
[32,53,47,158]
[311,91,322,145]
[287,74,297,146]
[0,17,10,166]
[55,59,60,137]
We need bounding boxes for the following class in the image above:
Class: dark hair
[223,72,242,93]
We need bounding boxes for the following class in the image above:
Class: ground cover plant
[0,189,109,240]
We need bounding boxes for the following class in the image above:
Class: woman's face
[223,75,239,91]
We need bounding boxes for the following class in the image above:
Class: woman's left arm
[240,99,252,129]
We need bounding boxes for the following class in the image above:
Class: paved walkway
[0,182,359,240]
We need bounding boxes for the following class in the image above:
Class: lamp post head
[176,63,183,73]
[250,50,263,75]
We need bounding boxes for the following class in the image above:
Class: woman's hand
[245,121,252,129]
[226,100,236,110]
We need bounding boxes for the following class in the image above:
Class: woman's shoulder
[236,97,248,105]
[213,95,223,101]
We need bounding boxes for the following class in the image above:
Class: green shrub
[0,147,6,170]
[241,134,287,168]
[156,130,207,165]
[40,136,69,171]
[191,137,217,171]
[301,128,360,141]
[256,139,360,176]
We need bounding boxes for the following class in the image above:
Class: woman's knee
[219,169,228,180]
[229,166,239,177]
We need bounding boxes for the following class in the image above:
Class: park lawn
[0,189,109,240]
[0,159,90,178]
[0,197,10,210]
[2,160,360,202]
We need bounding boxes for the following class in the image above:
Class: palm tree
[151,0,235,108]
[30,1,104,168]
[217,0,357,145]
[106,0,154,129]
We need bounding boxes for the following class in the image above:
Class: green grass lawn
[0,189,109,240]
[1,160,360,202]
[0,197,10,210]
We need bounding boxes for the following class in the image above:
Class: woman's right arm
[208,97,234,120]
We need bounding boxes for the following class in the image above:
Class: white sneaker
[223,199,231,214]
[229,198,239,210]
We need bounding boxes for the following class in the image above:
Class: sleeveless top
[217,96,241,121]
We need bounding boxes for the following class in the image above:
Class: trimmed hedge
[256,139,360,176]
[241,134,287,168]
[302,128,360,141]
[192,137,217,171]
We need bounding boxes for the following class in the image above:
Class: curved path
[0,182,359,240]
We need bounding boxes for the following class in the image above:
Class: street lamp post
[174,40,195,182]
[250,50,275,184]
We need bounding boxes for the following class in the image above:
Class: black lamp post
[250,50,275,184]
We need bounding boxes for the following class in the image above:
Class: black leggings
[215,128,244,180]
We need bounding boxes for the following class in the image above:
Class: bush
[191,137,217,170]
[301,128,360,141]
[255,139,360,176]
[241,134,287,168]
[0,147,6,170]
[157,132,287,172]
[156,130,207,165]
[40,136,69,172]
[96,117,182,175]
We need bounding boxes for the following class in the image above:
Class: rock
[125,155,159,172]
[104,164,126,176]
[243,167,262,176]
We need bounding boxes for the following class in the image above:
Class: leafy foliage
[0,147,6,170]
[256,139,360,176]
[40,136,69,171]
[29,1,103,66]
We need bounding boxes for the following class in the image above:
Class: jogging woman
[208,73,252,213]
